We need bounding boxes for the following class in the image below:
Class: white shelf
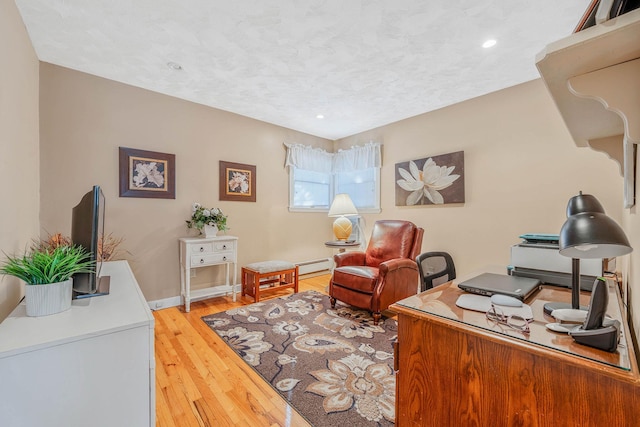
[189,284,238,301]
[536,8,640,147]
[536,8,640,207]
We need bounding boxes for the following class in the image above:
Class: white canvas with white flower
[395,151,464,206]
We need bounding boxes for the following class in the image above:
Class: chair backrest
[416,251,456,292]
[365,220,424,267]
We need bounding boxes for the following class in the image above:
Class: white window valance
[284,142,381,173]
[284,143,333,173]
[333,142,381,173]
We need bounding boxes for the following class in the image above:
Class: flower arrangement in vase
[186,202,228,237]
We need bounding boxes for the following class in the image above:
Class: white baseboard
[148,284,242,311]
[297,258,331,275]
[148,260,330,311]
[148,296,182,311]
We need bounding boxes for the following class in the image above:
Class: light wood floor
[154,274,331,427]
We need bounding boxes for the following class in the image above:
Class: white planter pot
[203,224,218,238]
[25,279,73,317]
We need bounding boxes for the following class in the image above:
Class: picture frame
[395,151,465,206]
[119,147,176,199]
[574,0,600,32]
[219,161,256,202]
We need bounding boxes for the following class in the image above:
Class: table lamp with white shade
[328,193,358,241]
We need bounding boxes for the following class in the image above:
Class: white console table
[0,261,155,427]
[179,235,238,312]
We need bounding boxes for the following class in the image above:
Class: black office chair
[416,252,456,292]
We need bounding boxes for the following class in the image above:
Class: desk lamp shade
[547,192,633,313]
[559,212,632,259]
[565,192,605,216]
[328,193,358,241]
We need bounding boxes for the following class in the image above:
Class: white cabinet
[179,235,238,312]
[0,261,155,427]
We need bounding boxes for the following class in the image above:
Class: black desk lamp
[543,192,632,315]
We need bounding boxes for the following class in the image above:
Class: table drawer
[189,241,235,254]
[190,243,214,254]
[190,252,235,267]
[214,241,235,252]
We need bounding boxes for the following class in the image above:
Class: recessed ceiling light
[482,39,497,48]
[167,61,183,70]
[316,114,324,119]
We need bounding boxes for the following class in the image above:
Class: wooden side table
[179,236,238,312]
[241,261,299,302]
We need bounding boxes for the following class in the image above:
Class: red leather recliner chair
[329,220,424,324]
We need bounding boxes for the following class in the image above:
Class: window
[290,167,332,210]
[289,166,380,213]
[335,167,380,211]
[286,142,381,213]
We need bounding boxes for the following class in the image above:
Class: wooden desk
[390,272,640,426]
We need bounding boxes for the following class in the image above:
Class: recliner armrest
[334,251,366,267]
[379,258,418,275]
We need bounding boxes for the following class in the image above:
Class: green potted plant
[0,243,95,317]
[186,202,228,237]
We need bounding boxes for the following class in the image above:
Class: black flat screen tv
[71,185,110,298]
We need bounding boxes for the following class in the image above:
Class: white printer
[509,234,610,291]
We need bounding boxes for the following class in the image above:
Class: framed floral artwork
[219,161,256,202]
[395,150,464,206]
[119,147,176,199]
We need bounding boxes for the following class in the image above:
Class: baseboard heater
[296,258,332,275]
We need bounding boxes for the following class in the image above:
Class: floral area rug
[202,290,396,427]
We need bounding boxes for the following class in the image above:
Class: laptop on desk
[457,272,541,301]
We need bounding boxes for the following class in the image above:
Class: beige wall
[38,66,624,307]
[336,79,623,279]
[623,158,640,343]
[0,0,40,320]
[38,64,334,302]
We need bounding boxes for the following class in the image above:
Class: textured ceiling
[15,0,590,140]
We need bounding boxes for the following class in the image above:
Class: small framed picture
[119,147,176,199]
[219,161,256,202]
